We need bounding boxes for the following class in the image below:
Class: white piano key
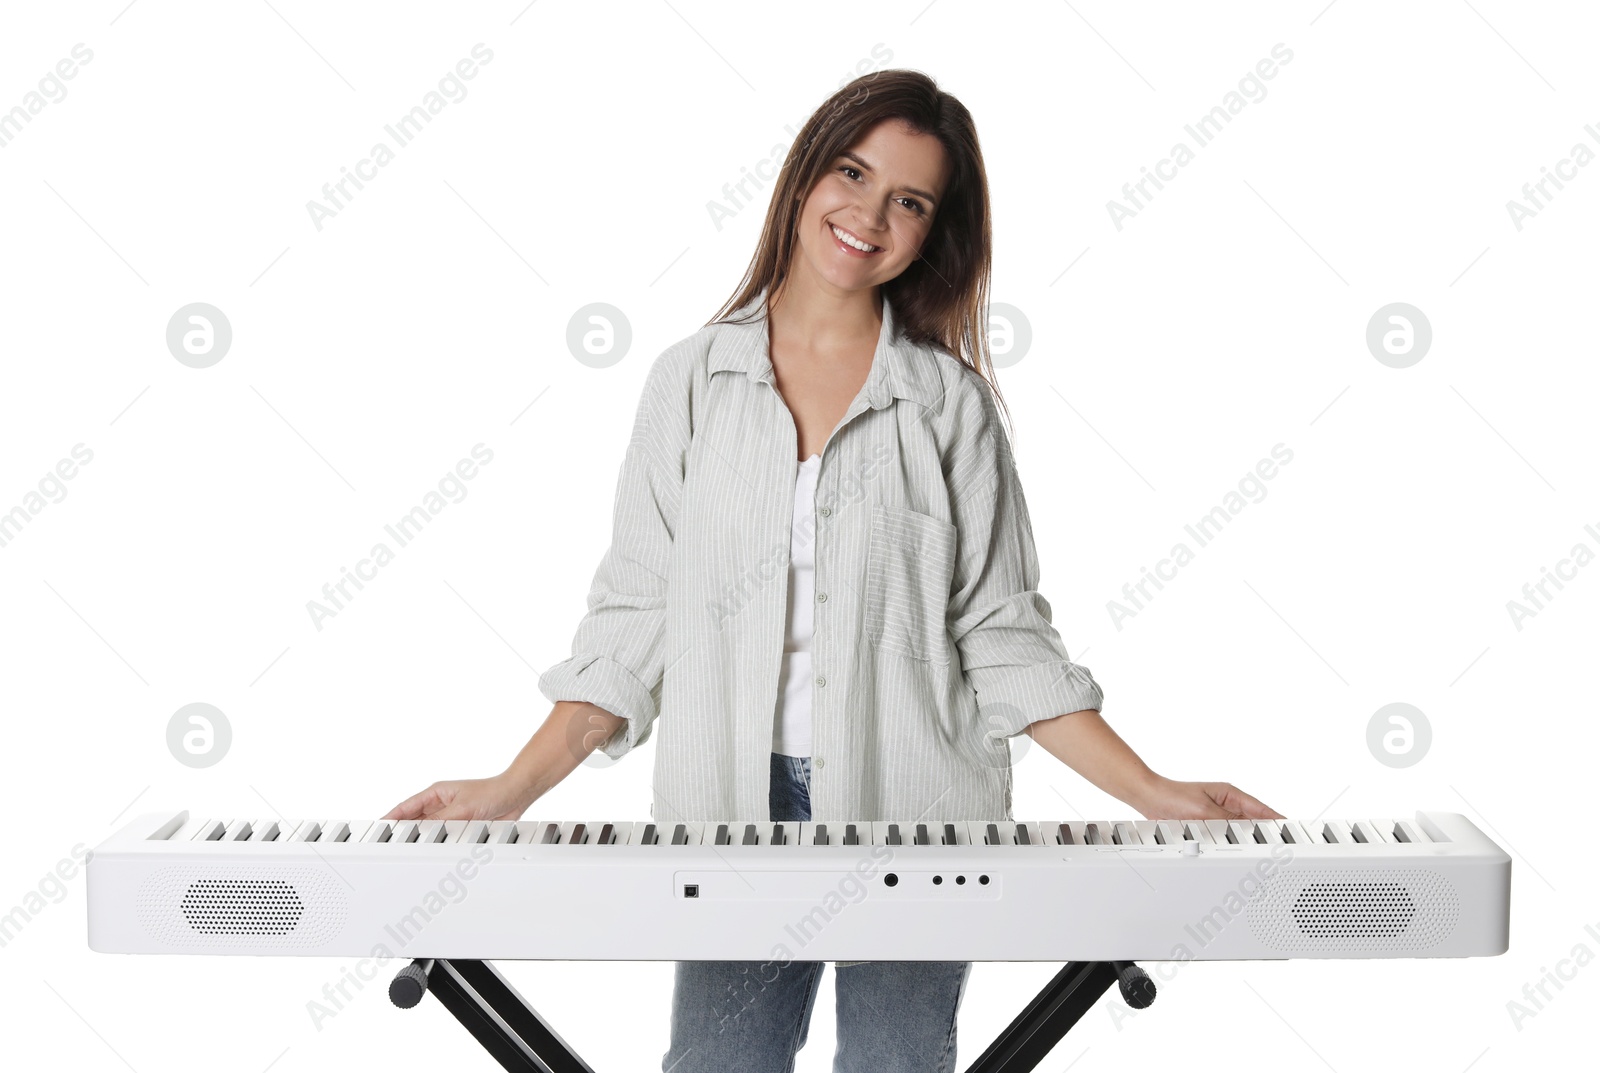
[358,821,393,843]
[320,821,351,843]
[1133,820,1161,845]
[1226,820,1256,845]
[1112,822,1142,845]
[1365,818,1397,844]
[1179,820,1216,843]
[1155,821,1186,846]
[190,819,226,841]
[512,821,545,845]
[1349,820,1383,844]
[415,820,447,844]
[169,816,213,842]
[1083,821,1113,846]
[1202,820,1233,844]
[221,819,253,841]
[487,820,519,844]
[288,820,322,843]
[390,820,421,844]
[1253,821,1285,845]
[247,819,281,842]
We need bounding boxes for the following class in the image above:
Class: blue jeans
[662,753,972,1073]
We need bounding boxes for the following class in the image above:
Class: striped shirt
[538,288,1104,823]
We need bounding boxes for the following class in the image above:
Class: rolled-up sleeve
[946,376,1104,741]
[538,355,688,760]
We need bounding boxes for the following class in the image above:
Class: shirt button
[814,757,825,769]
[816,592,827,603]
[818,506,831,517]
[815,675,826,687]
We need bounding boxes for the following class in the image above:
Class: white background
[2,1,1595,1070]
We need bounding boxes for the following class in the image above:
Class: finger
[383,787,440,821]
[1221,785,1282,821]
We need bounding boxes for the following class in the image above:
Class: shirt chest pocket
[863,503,958,664]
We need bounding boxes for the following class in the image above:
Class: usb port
[683,884,699,898]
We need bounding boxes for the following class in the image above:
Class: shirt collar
[707,287,944,411]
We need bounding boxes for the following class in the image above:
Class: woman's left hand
[1132,775,1284,821]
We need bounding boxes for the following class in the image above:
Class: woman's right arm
[383,701,625,821]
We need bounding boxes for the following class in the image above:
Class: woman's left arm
[1025,708,1283,820]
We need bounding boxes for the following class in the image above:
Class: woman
[386,69,1282,1073]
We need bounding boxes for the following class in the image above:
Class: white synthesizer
[86,810,1510,963]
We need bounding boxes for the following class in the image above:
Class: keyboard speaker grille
[1248,868,1459,954]
[137,866,348,949]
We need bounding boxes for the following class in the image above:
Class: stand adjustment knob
[390,960,434,1009]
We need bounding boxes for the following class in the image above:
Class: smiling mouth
[830,223,883,253]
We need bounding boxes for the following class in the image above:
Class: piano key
[1253,821,1284,845]
[671,824,689,846]
[887,824,903,846]
[1015,822,1033,846]
[1392,819,1429,844]
[914,823,931,846]
[485,820,517,844]
[1112,823,1141,845]
[1183,821,1216,843]
[416,820,448,844]
[569,823,588,845]
[248,819,282,842]
[1155,821,1185,846]
[714,823,731,846]
[1365,818,1397,844]
[596,822,618,845]
[1320,820,1354,844]
[1054,823,1075,845]
[984,823,1002,845]
[539,822,562,845]
[1202,820,1233,844]
[941,823,959,846]
[390,820,421,844]
[452,821,490,844]
[1280,820,1316,845]
[741,824,758,846]
[813,823,829,846]
[359,821,393,843]
[1133,820,1161,845]
[1349,820,1382,844]
[1226,820,1255,845]
[221,819,253,841]
[288,820,322,843]
[1083,822,1105,846]
[320,821,352,844]
[843,823,860,846]
[771,823,788,846]
[637,823,658,846]
[190,819,226,841]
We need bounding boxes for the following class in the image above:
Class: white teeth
[831,224,879,252]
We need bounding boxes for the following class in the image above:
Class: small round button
[814,756,825,769]
[819,506,832,517]
[816,592,827,603]
[815,675,826,687]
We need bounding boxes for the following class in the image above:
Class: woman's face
[793,118,950,295]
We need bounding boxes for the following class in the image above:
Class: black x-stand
[391,957,1156,1072]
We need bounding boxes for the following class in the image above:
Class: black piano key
[1057,823,1074,845]
[671,823,688,846]
[1015,823,1030,846]
[942,823,958,846]
[985,822,1001,845]
[598,823,615,845]
[715,823,730,846]
[541,823,562,844]
[887,823,902,846]
[742,823,758,846]
[771,823,786,846]
[641,823,657,845]
[813,824,828,846]
[844,823,859,846]
[1084,823,1101,845]
[570,823,587,845]
[914,823,930,846]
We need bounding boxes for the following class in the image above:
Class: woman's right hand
[383,773,533,822]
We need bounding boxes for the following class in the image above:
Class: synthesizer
[86,810,1510,963]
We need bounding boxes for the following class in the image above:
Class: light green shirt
[539,288,1104,823]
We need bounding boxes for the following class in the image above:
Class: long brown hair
[710,69,1008,431]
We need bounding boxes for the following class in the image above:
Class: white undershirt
[773,453,821,757]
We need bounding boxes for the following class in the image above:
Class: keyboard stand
[391,957,1154,1073]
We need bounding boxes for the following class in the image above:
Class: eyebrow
[839,150,940,206]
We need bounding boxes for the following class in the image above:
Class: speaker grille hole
[181,878,305,935]
[1247,868,1458,953]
